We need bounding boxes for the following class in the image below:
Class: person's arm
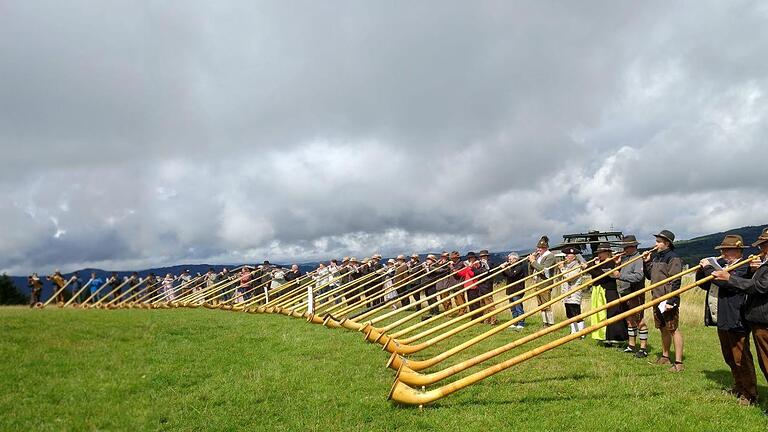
[619,260,645,284]
[727,266,768,295]
[666,257,683,307]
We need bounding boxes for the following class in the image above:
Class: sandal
[669,361,684,372]
[652,356,671,365]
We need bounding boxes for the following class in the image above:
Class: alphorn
[388,254,756,406]
[40,276,76,308]
[63,278,94,308]
[371,257,607,355]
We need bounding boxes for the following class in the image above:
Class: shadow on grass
[702,369,768,409]
[433,389,665,408]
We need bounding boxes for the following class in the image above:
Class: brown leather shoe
[669,362,684,372]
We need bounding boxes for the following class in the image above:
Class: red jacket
[457,266,478,289]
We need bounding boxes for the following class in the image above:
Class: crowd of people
[25,228,768,406]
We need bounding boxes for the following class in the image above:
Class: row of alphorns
[32,245,761,406]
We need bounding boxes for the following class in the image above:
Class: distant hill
[6,224,765,299]
[674,224,767,266]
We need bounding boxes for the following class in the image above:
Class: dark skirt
[605,288,628,342]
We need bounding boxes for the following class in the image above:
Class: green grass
[1,299,767,431]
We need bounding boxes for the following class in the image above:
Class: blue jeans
[510,294,525,326]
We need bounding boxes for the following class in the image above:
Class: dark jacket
[644,248,683,307]
[588,260,618,291]
[696,258,750,331]
[474,260,493,292]
[728,260,768,326]
[502,263,528,295]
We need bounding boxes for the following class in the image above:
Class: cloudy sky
[1,1,767,274]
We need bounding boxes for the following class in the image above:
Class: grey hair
[508,252,520,260]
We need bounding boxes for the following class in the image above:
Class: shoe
[652,356,671,365]
[737,395,755,407]
[509,325,520,331]
[669,362,684,372]
[623,346,636,353]
[634,349,648,358]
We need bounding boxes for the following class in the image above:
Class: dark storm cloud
[1,1,767,274]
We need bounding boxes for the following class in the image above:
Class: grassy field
[1,281,767,431]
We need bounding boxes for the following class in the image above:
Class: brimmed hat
[562,247,580,255]
[654,230,676,246]
[466,251,477,259]
[752,228,768,247]
[387,258,395,264]
[620,235,640,247]
[349,257,359,263]
[479,249,490,257]
[426,254,437,261]
[411,253,420,259]
[537,235,549,249]
[396,255,406,261]
[595,242,613,253]
[441,252,450,257]
[715,234,747,250]
[372,254,382,260]
[342,256,350,262]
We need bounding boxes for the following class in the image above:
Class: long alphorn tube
[278,269,382,315]
[322,263,467,330]
[125,278,168,307]
[179,273,250,306]
[362,264,508,331]
[104,279,146,308]
[396,253,673,380]
[92,278,133,308]
[80,280,112,307]
[320,265,436,317]
[388,257,551,339]
[63,278,94,307]
[388,255,755,406]
[40,276,76,308]
[374,257,606,355]
[381,258,559,342]
[243,269,352,312]
[396,255,606,344]
[260,272,325,314]
[315,264,428,319]
[116,278,164,307]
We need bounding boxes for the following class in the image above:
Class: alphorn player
[501,253,527,330]
[586,243,627,345]
[422,255,441,318]
[477,250,497,325]
[459,252,483,319]
[713,228,768,401]
[528,236,556,327]
[611,235,649,358]
[434,252,454,313]
[447,251,468,316]
[558,247,586,337]
[47,270,68,303]
[28,273,42,307]
[393,255,409,308]
[697,234,756,406]
[644,229,685,372]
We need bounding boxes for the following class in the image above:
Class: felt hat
[714,234,748,250]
